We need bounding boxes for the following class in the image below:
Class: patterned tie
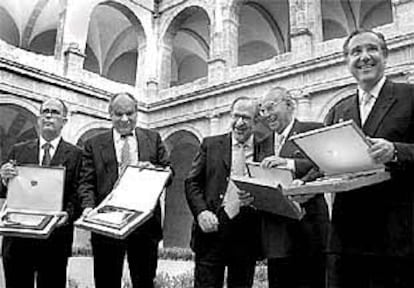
[232,142,246,176]
[41,142,52,166]
[120,137,131,169]
[274,134,285,156]
[360,91,374,125]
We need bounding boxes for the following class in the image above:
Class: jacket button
[219,194,224,199]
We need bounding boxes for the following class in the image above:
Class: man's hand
[260,155,288,169]
[0,161,18,185]
[288,180,315,204]
[197,210,219,233]
[82,207,93,218]
[56,211,69,227]
[367,137,395,164]
[137,161,156,169]
[288,194,315,204]
[237,189,254,207]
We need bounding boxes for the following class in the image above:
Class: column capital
[63,42,86,76]
[392,0,412,5]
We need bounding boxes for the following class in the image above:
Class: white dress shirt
[275,119,296,172]
[231,134,254,176]
[39,136,61,165]
[113,129,138,170]
[358,76,386,125]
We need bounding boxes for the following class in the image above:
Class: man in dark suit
[185,96,261,288]
[0,98,82,288]
[325,29,414,287]
[78,92,171,288]
[256,86,329,288]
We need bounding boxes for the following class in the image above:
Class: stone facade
[1,0,414,248]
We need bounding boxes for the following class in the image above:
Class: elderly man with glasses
[0,98,82,288]
[255,86,329,288]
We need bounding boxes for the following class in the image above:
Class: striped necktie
[41,142,52,166]
[120,137,131,169]
[232,142,246,176]
[360,91,374,125]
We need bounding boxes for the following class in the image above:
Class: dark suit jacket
[325,80,414,257]
[0,138,82,256]
[78,127,170,241]
[256,120,329,258]
[185,133,261,262]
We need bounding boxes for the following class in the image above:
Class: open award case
[285,120,391,195]
[231,162,304,219]
[0,165,65,239]
[75,165,171,239]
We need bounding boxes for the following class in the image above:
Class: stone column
[208,58,226,83]
[208,112,221,136]
[407,71,414,84]
[55,0,91,63]
[392,0,414,32]
[63,42,86,77]
[220,4,239,68]
[292,89,312,121]
[158,37,174,89]
[146,77,159,102]
[136,43,147,89]
[208,0,229,82]
[289,0,323,56]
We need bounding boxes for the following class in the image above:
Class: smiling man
[78,92,171,288]
[326,29,414,287]
[185,96,261,288]
[256,87,329,288]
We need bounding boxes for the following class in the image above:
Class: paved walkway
[0,256,194,288]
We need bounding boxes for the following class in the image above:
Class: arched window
[84,2,145,86]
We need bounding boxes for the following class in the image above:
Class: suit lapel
[222,133,231,173]
[280,120,301,157]
[50,140,70,166]
[254,132,275,162]
[136,128,150,162]
[20,140,39,164]
[343,95,362,127]
[98,131,118,177]
[363,81,396,136]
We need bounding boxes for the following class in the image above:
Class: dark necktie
[41,142,52,166]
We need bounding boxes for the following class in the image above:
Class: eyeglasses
[40,108,63,117]
[259,100,284,116]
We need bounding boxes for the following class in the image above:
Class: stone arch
[159,1,213,43]
[21,0,50,49]
[161,125,203,144]
[0,6,19,46]
[321,0,393,41]
[72,120,111,145]
[158,0,213,88]
[0,94,40,115]
[76,127,109,148]
[322,19,348,41]
[359,0,392,30]
[163,130,201,247]
[317,87,356,122]
[84,1,146,86]
[238,40,277,66]
[0,97,39,163]
[28,29,57,56]
[234,0,289,66]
